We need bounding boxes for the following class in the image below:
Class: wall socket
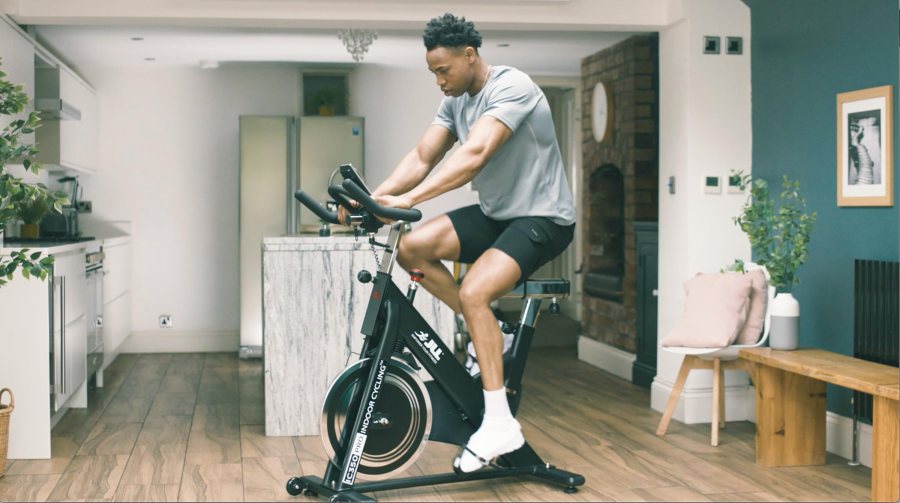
[76,200,92,213]
[159,314,172,328]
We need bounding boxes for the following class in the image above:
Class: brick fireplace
[581,35,659,354]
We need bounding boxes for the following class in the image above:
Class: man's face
[426,46,475,97]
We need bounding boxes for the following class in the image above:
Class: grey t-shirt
[432,65,576,226]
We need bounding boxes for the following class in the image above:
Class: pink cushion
[735,269,768,345]
[661,272,753,348]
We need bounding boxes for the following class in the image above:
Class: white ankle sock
[454,414,524,473]
[483,387,512,420]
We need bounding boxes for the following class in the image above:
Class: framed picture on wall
[837,85,893,207]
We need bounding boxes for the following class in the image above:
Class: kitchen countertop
[1,238,99,254]
[261,234,456,436]
[262,234,373,252]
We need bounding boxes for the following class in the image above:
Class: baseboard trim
[650,379,756,424]
[825,411,872,469]
[576,335,636,382]
[119,331,239,353]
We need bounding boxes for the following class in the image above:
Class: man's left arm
[382,115,512,209]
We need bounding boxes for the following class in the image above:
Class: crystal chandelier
[338,29,378,62]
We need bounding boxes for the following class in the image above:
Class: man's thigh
[446,205,503,264]
[492,217,574,286]
[403,213,463,262]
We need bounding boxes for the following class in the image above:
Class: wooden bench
[740,348,899,502]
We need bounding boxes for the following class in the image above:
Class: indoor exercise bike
[287,165,585,502]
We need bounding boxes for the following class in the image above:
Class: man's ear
[465,46,476,62]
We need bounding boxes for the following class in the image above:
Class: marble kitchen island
[262,235,456,436]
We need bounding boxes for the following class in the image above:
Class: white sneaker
[453,416,525,473]
[464,328,514,377]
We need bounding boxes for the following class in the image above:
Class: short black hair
[423,13,482,52]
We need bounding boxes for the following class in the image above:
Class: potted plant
[0,59,68,287]
[14,187,52,238]
[307,85,346,116]
[732,170,817,350]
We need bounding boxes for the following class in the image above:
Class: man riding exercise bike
[339,13,576,473]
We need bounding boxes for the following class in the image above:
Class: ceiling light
[131,37,144,41]
[199,60,219,70]
[497,43,511,48]
[144,57,155,62]
[338,29,378,62]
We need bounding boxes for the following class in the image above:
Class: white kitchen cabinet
[101,238,132,369]
[58,67,98,171]
[50,250,88,411]
[35,66,99,173]
[102,292,131,370]
[0,245,88,459]
[0,18,36,145]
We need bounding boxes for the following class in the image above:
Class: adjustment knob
[357,270,373,283]
[549,299,561,314]
[409,269,425,283]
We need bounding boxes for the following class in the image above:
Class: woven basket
[0,388,14,478]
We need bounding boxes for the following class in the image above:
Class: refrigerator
[239,115,365,351]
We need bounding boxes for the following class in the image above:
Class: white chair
[655,264,774,446]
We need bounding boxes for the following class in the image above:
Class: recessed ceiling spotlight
[131,37,144,41]
[199,60,219,70]
[144,57,156,61]
[497,43,511,48]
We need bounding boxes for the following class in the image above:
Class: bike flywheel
[321,357,431,480]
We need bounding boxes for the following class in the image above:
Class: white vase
[769,292,800,350]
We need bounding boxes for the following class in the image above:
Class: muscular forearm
[373,149,432,197]
[403,142,486,206]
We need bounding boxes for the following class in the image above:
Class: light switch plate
[727,174,743,194]
[704,176,721,194]
[703,36,721,54]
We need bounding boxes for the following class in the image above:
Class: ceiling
[3,0,663,77]
[32,25,635,76]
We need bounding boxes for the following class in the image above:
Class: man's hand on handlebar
[336,200,359,225]
[371,194,413,224]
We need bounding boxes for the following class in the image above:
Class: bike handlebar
[293,190,340,224]
[327,184,356,211]
[342,179,422,223]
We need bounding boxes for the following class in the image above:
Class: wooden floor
[0,348,871,502]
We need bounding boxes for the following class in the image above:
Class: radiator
[852,259,900,424]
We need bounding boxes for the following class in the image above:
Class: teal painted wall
[743,0,899,417]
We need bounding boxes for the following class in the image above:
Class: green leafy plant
[15,186,52,225]
[732,170,817,291]
[0,59,69,287]
[305,84,347,115]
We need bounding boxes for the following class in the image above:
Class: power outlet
[76,200,92,213]
[159,314,172,328]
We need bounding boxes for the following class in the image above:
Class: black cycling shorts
[447,205,575,284]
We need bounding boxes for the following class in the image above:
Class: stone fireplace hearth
[581,35,659,354]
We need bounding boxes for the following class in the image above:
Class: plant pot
[0,388,14,478]
[769,292,800,350]
[19,223,39,238]
[318,105,336,116]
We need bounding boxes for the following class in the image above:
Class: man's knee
[458,281,490,313]
[397,231,427,267]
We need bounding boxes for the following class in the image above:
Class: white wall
[348,63,479,222]
[64,0,752,359]
[652,0,753,420]
[80,64,299,346]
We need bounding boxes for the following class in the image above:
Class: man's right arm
[373,125,457,197]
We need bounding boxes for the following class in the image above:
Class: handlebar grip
[294,190,340,225]
[342,180,422,222]
[327,184,356,211]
